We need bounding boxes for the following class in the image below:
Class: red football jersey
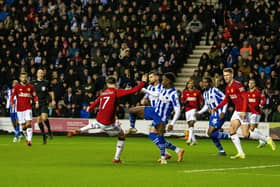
[216,80,248,112]
[10,83,38,112]
[247,88,266,114]
[88,82,145,125]
[181,89,203,112]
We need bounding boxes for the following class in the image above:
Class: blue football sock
[211,137,224,152]
[211,130,230,139]
[157,135,166,156]
[129,113,136,128]
[15,125,20,138]
[149,132,159,147]
[165,141,177,151]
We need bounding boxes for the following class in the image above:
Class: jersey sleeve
[116,82,145,98]
[87,97,101,112]
[170,93,181,125]
[214,88,229,110]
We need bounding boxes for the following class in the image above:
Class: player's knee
[118,131,125,140]
[243,132,250,138]
[156,123,165,135]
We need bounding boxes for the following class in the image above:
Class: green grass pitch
[0,135,279,187]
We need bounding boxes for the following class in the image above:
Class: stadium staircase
[175,0,218,92]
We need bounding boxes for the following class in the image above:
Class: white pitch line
[181,165,280,173]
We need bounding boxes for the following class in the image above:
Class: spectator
[271,105,280,122]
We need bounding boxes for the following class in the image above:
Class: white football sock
[114,140,125,160]
[254,128,267,144]
[191,129,196,142]
[231,134,244,154]
[249,130,267,142]
[80,123,94,132]
[26,128,33,141]
[187,127,193,142]
[175,147,181,153]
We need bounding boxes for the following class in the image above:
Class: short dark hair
[106,76,116,84]
[164,72,176,82]
[149,70,159,76]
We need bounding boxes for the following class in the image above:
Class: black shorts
[35,104,49,116]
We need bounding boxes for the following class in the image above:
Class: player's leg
[185,109,197,145]
[186,120,196,145]
[112,129,125,163]
[41,105,53,139]
[42,112,52,142]
[250,124,266,148]
[229,114,245,159]
[24,110,33,146]
[37,114,47,144]
[17,111,27,140]
[164,140,185,162]
[67,121,99,137]
[249,114,276,150]
[208,126,226,155]
[156,123,168,164]
[127,106,145,134]
[11,113,20,142]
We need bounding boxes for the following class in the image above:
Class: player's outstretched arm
[116,74,147,98]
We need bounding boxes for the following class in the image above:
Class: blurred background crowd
[0,0,279,122]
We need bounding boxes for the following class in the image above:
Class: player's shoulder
[233,80,244,87]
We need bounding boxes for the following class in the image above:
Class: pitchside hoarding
[0,117,278,139]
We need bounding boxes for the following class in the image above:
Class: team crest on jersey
[231,89,234,93]
[252,94,255,97]
[27,88,31,92]
[159,95,168,103]
[194,93,197,96]
[41,86,46,91]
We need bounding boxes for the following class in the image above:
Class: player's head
[223,68,234,84]
[162,72,175,88]
[148,71,159,85]
[106,76,117,88]
[248,79,256,90]
[202,77,213,89]
[186,79,194,90]
[37,68,45,80]
[12,80,18,87]
[19,72,28,85]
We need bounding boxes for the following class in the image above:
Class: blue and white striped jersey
[154,87,181,123]
[6,88,17,113]
[144,83,163,107]
[198,87,227,116]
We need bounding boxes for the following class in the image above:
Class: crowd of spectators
[192,0,280,122]
[0,0,205,119]
[0,0,279,122]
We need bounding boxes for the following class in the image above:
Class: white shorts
[91,121,122,136]
[231,111,249,125]
[185,109,196,122]
[17,110,32,124]
[248,113,261,124]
